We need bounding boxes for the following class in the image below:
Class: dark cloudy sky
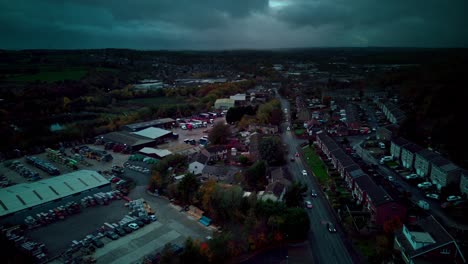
[1,0,467,50]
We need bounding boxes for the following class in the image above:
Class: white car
[446,196,462,202]
[302,170,307,176]
[417,182,433,189]
[128,223,139,230]
[405,174,419,180]
[426,193,440,200]
[287,126,290,131]
[305,201,313,209]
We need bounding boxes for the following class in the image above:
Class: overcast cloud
[0,0,466,49]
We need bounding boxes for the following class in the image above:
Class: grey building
[390,137,410,162]
[430,157,461,190]
[414,149,440,177]
[400,143,423,170]
[0,170,110,225]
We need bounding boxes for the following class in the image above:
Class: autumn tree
[177,173,199,204]
[259,136,285,165]
[244,160,267,190]
[284,181,308,207]
[208,123,231,145]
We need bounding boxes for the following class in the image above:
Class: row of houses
[316,132,466,264]
[378,101,406,125]
[390,137,467,194]
[316,131,407,227]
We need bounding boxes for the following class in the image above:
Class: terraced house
[429,157,461,190]
[414,149,440,177]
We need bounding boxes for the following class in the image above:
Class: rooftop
[139,147,172,157]
[402,143,423,154]
[132,127,172,140]
[392,137,410,147]
[0,170,109,217]
[123,118,175,131]
[415,149,440,161]
[101,131,154,146]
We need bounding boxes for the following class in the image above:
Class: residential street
[278,94,356,264]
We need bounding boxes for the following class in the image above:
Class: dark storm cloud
[0,0,466,49]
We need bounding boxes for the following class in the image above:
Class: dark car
[114,227,126,236]
[327,223,337,233]
[139,216,151,224]
[122,225,133,234]
[135,220,145,227]
[91,238,104,248]
[105,231,119,240]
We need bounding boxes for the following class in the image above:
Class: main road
[278,93,356,264]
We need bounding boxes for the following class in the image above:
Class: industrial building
[122,118,175,132]
[99,131,156,151]
[0,170,110,225]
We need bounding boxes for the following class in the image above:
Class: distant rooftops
[123,118,175,132]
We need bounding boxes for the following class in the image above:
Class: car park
[128,223,139,230]
[327,223,337,233]
[305,201,313,209]
[426,193,440,200]
[417,182,433,189]
[446,195,462,202]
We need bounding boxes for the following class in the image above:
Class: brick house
[401,143,423,170]
[391,137,410,162]
[344,164,366,190]
[414,149,440,178]
[394,215,466,264]
[353,174,406,226]
[430,157,461,190]
[330,149,356,178]
[316,132,340,158]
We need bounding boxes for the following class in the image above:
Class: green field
[302,145,329,185]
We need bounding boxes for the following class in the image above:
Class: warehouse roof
[132,127,172,140]
[123,118,175,131]
[101,131,154,146]
[0,170,109,217]
[139,147,172,158]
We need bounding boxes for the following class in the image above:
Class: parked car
[311,191,318,197]
[426,193,440,200]
[149,215,158,222]
[305,201,313,209]
[302,170,307,176]
[128,223,139,230]
[105,231,119,240]
[417,182,432,189]
[290,157,295,162]
[135,220,145,227]
[446,195,462,202]
[405,174,419,180]
[114,227,126,236]
[122,225,133,233]
[91,238,104,248]
[327,223,337,233]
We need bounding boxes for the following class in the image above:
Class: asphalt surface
[279,94,356,264]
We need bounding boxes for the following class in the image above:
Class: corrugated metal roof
[132,127,172,140]
[0,170,109,216]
